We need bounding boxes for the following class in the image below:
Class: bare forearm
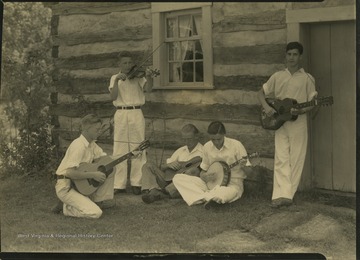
[144,76,153,92]
[109,85,119,101]
[65,168,96,180]
[257,89,271,109]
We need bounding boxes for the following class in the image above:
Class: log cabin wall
[48,1,353,189]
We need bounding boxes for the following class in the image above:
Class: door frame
[285,4,355,190]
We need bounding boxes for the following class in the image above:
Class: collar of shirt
[79,134,96,148]
[209,136,231,151]
[188,143,203,154]
[285,67,305,75]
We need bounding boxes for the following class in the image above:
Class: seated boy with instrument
[52,114,115,218]
[141,124,204,204]
[172,121,252,209]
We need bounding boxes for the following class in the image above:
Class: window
[152,3,213,89]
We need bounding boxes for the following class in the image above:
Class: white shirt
[263,68,317,103]
[166,143,204,164]
[108,73,147,107]
[200,137,250,179]
[56,135,106,176]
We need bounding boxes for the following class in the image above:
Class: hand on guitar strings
[200,171,217,183]
[90,171,107,183]
[167,161,182,171]
[184,166,201,176]
[290,107,304,115]
[264,106,276,117]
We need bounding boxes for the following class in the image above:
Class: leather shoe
[51,200,63,214]
[132,186,141,195]
[204,199,220,210]
[114,189,126,195]
[96,199,115,209]
[270,197,293,208]
[142,189,167,204]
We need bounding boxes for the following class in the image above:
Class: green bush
[0,3,56,177]
[0,116,56,176]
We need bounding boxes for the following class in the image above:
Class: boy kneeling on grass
[51,114,115,218]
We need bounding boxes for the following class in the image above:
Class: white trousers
[172,174,244,206]
[272,115,308,200]
[55,174,114,219]
[113,109,146,189]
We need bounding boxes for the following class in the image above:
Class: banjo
[200,152,259,190]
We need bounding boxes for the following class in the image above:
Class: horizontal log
[54,78,109,95]
[213,9,286,33]
[52,26,152,46]
[214,64,285,77]
[54,51,151,70]
[50,101,115,118]
[57,8,151,36]
[291,0,354,9]
[50,101,262,125]
[214,44,286,65]
[54,75,265,94]
[213,29,286,48]
[56,87,259,106]
[52,128,274,158]
[212,2,287,21]
[214,75,268,91]
[49,2,151,16]
[58,39,152,59]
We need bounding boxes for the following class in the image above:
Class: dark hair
[286,42,303,55]
[207,121,226,135]
[81,114,102,130]
[181,124,199,135]
[118,51,132,61]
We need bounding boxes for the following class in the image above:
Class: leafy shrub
[0,3,56,177]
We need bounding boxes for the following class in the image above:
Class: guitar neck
[228,156,248,169]
[103,152,133,172]
[294,100,317,109]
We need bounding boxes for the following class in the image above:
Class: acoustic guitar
[73,140,150,195]
[260,96,333,130]
[200,152,259,190]
[163,156,202,181]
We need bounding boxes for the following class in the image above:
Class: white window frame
[151,3,213,89]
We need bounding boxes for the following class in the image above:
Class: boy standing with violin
[109,51,154,195]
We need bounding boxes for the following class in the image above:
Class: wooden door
[308,21,356,192]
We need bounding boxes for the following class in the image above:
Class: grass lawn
[0,173,356,259]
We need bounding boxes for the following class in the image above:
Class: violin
[127,65,160,80]
[118,42,164,81]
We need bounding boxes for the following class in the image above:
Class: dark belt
[57,175,70,180]
[116,106,141,110]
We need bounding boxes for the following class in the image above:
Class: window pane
[195,62,203,82]
[193,14,202,36]
[182,41,193,61]
[169,62,181,82]
[182,62,194,82]
[168,42,181,61]
[179,15,192,38]
[194,40,203,60]
[166,17,176,38]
